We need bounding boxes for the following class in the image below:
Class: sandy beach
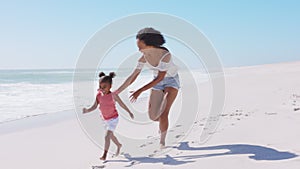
[1,61,300,169]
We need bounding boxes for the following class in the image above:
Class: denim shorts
[153,74,180,90]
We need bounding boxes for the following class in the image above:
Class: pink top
[96,90,119,120]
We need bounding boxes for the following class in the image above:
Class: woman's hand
[130,89,143,102]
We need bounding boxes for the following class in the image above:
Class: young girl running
[82,72,134,160]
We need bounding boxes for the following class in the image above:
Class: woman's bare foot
[160,131,167,149]
[160,142,166,149]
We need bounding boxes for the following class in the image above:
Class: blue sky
[0,0,299,69]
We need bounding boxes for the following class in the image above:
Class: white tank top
[135,51,178,77]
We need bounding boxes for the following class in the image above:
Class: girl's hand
[82,108,88,114]
[129,112,134,119]
[130,89,142,102]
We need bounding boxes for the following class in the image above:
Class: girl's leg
[111,133,122,156]
[100,130,113,160]
[148,89,165,121]
[159,87,178,146]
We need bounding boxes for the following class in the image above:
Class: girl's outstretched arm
[113,94,134,119]
[82,100,98,114]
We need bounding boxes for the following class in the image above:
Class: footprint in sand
[148,150,160,157]
[139,144,146,148]
[235,109,243,113]
[92,165,105,169]
[139,141,154,148]
[292,94,300,99]
[176,151,183,155]
[175,135,182,138]
[289,94,300,108]
[265,112,277,115]
[129,160,139,165]
[148,154,154,157]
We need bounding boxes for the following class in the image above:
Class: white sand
[1,61,300,169]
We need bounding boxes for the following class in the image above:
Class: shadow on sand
[105,142,298,167]
[176,142,298,161]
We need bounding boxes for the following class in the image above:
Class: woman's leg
[159,87,178,146]
[148,89,165,121]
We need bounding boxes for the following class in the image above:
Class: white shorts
[103,117,119,131]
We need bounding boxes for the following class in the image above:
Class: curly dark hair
[136,27,166,47]
[99,72,116,84]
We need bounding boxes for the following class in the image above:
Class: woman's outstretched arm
[116,69,141,93]
[116,56,145,93]
[130,71,166,102]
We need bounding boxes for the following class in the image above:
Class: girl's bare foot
[100,150,108,161]
[100,155,106,161]
[115,144,122,156]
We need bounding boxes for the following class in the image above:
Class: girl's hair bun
[99,72,106,78]
[109,72,116,78]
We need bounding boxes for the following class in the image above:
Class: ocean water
[0,69,74,123]
[0,69,208,124]
[0,69,151,123]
